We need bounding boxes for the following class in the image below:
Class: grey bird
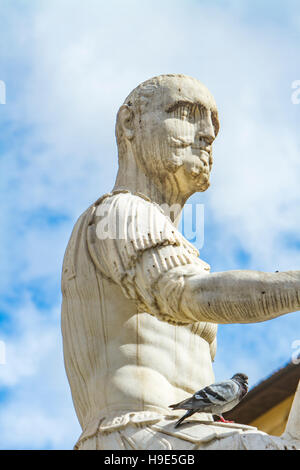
[169,373,248,428]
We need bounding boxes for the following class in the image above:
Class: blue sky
[0,0,300,449]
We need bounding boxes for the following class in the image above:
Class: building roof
[224,362,300,424]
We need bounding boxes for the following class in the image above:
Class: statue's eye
[182,109,188,118]
[180,107,190,120]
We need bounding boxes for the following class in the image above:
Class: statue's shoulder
[90,189,172,229]
[88,190,202,262]
[70,191,142,231]
[92,189,162,211]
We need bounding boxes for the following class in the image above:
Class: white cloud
[213,312,300,387]
[0,296,80,449]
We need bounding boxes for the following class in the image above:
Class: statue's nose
[194,107,215,146]
[194,127,215,149]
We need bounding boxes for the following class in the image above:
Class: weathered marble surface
[61,74,300,450]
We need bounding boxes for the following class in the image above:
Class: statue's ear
[118,104,134,140]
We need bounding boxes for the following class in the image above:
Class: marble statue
[61,74,300,450]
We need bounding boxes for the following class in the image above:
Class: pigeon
[169,373,248,428]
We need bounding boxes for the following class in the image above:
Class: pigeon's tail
[174,410,195,428]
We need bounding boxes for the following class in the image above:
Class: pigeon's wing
[196,380,239,406]
[170,380,239,411]
[172,392,212,410]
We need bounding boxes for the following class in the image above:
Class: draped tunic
[61,191,217,447]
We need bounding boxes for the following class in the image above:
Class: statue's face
[132,76,218,193]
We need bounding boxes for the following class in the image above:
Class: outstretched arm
[88,193,300,325]
[136,248,300,324]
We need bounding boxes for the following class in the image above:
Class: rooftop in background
[225,362,300,435]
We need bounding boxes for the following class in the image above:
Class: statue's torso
[61,193,217,436]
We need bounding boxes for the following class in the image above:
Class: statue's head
[115,74,219,194]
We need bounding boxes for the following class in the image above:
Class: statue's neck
[113,155,191,226]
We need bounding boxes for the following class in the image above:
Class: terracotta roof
[224,362,300,424]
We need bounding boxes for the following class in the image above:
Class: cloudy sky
[0,0,300,450]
